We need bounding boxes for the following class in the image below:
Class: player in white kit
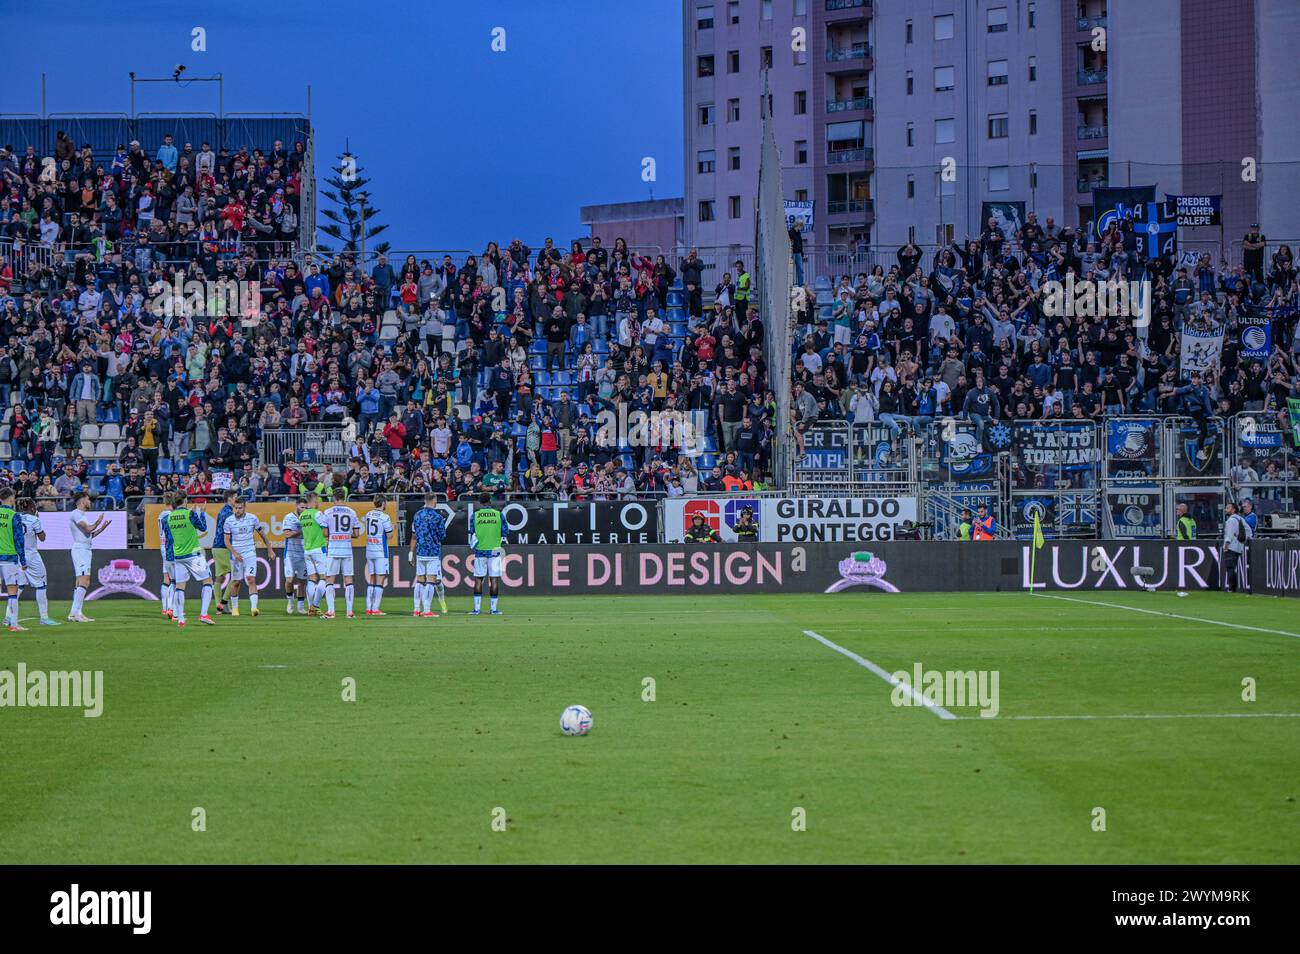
[69,491,110,623]
[363,495,395,615]
[224,498,272,617]
[317,501,361,618]
[17,498,59,626]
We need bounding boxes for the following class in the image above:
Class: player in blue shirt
[407,493,448,617]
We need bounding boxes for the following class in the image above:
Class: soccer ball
[560,705,594,736]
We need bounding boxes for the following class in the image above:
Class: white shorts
[306,550,330,577]
[327,553,355,578]
[415,555,441,579]
[231,549,259,580]
[172,553,212,584]
[285,548,307,578]
[24,552,47,588]
[472,550,502,578]
[0,561,23,586]
[71,545,93,577]
[367,555,391,578]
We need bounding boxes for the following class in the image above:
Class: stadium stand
[0,120,1296,534]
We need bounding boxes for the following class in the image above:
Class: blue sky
[0,0,684,252]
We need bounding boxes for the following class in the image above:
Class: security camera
[173,64,186,81]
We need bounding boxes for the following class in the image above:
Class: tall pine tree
[317,151,390,258]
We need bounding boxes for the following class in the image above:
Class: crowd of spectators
[1,129,1297,511]
[790,212,1300,484]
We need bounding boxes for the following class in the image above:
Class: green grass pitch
[1,591,1296,864]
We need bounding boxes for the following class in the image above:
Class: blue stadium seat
[159,459,175,474]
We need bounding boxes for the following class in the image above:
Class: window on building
[988,60,1008,85]
[906,71,914,95]
[989,166,1010,191]
[934,14,954,40]
[906,19,913,44]
[728,146,741,170]
[727,50,740,73]
[1028,2,1037,28]
[796,140,808,164]
[934,66,955,91]
[826,122,864,160]
[935,118,956,144]
[907,174,915,198]
[729,195,742,218]
[697,149,716,174]
[1028,56,1037,81]
[988,8,1008,32]
[761,0,772,20]
[988,114,1009,138]
[697,55,715,77]
[795,188,808,201]
[727,1,739,25]
[1029,110,1037,135]
[761,46,773,69]
[699,200,716,222]
[794,90,807,114]
[696,4,714,30]
[906,122,914,147]
[728,98,740,121]
[699,104,715,125]
[795,0,807,14]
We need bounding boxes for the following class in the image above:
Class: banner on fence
[798,425,851,477]
[410,500,659,546]
[664,496,918,543]
[47,542,1224,600]
[1105,419,1159,479]
[1106,487,1164,539]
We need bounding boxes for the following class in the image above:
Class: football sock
[344,584,354,615]
[413,584,421,614]
[231,595,240,613]
[71,586,86,617]
[325,585,335,614]
[35,587,49,621]
[6,596,16,626]
[250,593,258,611]
[473,593,482,612]
[490,595,499,612]
[175,592,186,622]
[200,584,212,617]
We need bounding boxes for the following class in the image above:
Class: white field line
[955,712,1300,722]
[801,629,956,721]
[1033,593,1300,640]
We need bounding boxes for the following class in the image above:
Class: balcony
[827,147,873,165]
[827,42,872,62]
[1077,124,1108,140]
[1077,15,1108,30]
[828,199,873,215]
[827,96,872,113]
[1077,67,1108,85]
[826,0,871,10]
[1078,177,1109,193]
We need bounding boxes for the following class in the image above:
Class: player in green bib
[0,487,29,632]
[470,493,506,616]
[164,492,214,627]
[298,493,329,615]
